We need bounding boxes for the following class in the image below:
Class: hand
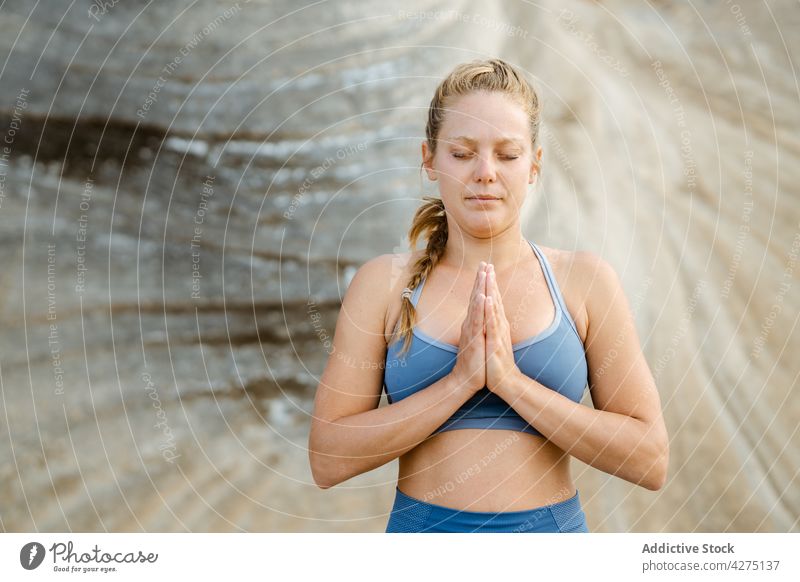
[484,264,522,395]
[451,262,487,395]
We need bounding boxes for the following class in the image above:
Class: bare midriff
[397,428,575,512]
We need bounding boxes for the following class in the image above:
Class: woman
[308,58,669,533]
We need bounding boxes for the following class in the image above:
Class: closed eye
[452,153,519,160]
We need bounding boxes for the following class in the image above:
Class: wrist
[449,370,482,397]
[491,368,524,400]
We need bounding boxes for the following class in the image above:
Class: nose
[473,153,497,183]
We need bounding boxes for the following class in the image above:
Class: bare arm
[494,253,669,490]
[308,256,487,489]
[311,373,472,489]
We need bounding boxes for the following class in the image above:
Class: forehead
[439,91,529,145]
[445,135,526,148]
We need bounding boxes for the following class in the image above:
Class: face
[422,90,542,238]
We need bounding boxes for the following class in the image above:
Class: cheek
[437,169,468,190]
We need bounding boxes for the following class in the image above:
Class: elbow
[309,452,338,490]
[312,473,335,490]
[308,432,342,490]
[642,466,667,492]
[641,435,670,491]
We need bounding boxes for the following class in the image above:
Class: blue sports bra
[383,240,588,438]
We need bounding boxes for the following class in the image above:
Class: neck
[440,224,529,273]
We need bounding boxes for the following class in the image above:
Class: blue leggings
[385,486,589,533]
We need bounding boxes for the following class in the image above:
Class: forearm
[310,372,472,488]
[498,373,668,490]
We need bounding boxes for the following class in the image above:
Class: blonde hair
[390,58,542,357]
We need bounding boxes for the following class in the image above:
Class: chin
[463,217,505,237]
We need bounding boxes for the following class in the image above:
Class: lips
[466,194,501,200]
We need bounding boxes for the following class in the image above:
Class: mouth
[465,195,502,204]
[465,194,502,201]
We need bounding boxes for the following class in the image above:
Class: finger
[485,264,495,301]
[487,265,500,301]
[485,296,495,347]
[476,293,485,333]
[488,266,505,316]
[474,293,484,324]
[479,264,487,304]
[466,272,485,328]
[467,292,483,337]
[471,294,485,350]
[473,261,486,294]
[470,269,486,308]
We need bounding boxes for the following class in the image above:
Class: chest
[416,274,556,347]
[384,252,588,348]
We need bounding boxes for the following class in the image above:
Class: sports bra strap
[408,240,579,338]
[530,241,580,337]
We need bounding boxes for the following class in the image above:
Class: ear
[529,145,543,183]
[421,140,437,181]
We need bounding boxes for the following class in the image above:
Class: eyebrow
[445,136,526,147]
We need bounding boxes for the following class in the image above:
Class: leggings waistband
[387,486,588,533]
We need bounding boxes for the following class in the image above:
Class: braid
[391,196,448,358]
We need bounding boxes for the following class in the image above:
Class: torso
[382,243,590,512]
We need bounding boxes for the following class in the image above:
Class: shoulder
[350,249,427,343]
[563,250,628,336]
[535,245,618,340]
[349,249,424,293]
[570,249,617,283]
[561,249,620,303]
[538,245,615,290]
[346,249,425,325]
